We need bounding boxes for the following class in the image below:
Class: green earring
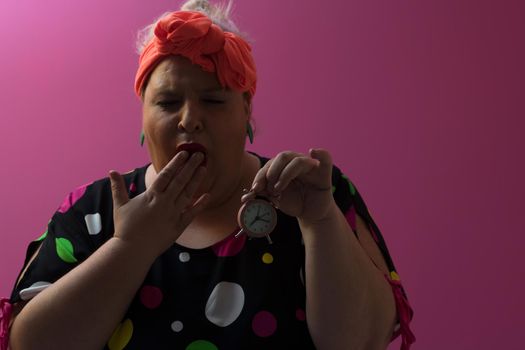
[246,122,254,144]
[140,130,145,147]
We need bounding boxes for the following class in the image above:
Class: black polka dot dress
[6,154,415,349]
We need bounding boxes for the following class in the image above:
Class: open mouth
[176,143,207,166]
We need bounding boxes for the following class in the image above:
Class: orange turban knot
[134,11,257,98]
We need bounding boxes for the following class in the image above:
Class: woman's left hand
[242,148,336,224]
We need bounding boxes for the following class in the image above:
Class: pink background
[1,0,524,348]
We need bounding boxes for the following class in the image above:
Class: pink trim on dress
[343,207,415,349]
[0,298,13,350]
[344,206,357,231]
[212,231,247,257]
[384,275,416,350]
[57,182,92,213]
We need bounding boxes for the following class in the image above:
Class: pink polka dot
[212,233,246,257]
[345,206,357,232]
[296,308,306,321]
[252,311,277,337]
[368,224,379,242]
[58,183,91,213]
[140,285,163,309]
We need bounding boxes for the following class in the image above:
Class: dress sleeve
[9,182,97,304]
[0,183,99,350]
[331,165,416,350]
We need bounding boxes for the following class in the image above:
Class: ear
[242,92,252,117]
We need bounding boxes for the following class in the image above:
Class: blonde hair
[136,0,244,54]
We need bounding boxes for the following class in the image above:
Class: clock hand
[249,216,260,226]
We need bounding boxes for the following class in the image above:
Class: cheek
[210,122,246,147]
[215,107,248,139]
[144,113,174,143]
[143,114,177,168]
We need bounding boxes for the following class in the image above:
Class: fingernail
[251,182,258,190]
[241,192,255,202]
[274,181,282,191]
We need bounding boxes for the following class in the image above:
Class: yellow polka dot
[262,252,274,264]
[390,271,400,281]
[108,319,133,350]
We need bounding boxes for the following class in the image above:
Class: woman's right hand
[108,151,209,258]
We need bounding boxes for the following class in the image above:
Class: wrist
[109,235,161,265]
[297,200,341,232]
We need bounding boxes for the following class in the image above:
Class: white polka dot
[84,213,102,235]
[19,281,51,301]
[179,252,190,262]
[205,281,245,327]
[171,320,183,332]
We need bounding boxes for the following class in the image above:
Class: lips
[176,143,207,166]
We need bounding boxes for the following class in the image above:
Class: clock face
[239,199,277,237]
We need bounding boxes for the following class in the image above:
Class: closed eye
[202,98,225,104]
[157,100,181,109]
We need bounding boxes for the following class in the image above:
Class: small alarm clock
[235,196,277,244]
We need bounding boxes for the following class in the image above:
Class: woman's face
[142,56,251,203]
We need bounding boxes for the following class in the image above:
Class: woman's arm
[245,149,397,350]
[299,202,396,350]
[10,152,209,350]
[10,237,157,350]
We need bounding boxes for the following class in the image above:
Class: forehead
[147,56,222,94]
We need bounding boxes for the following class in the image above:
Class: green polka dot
[342,175,356,196]
[186,340,218,350]
[35,230,47,241]
[55,237,78,263]
[35,220,52,241]
[331,185,336,193]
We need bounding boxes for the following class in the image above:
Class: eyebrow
[153,86,227,96]
[201,87,228,93]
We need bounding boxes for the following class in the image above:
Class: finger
[309,148,333,178]
[172,165,207,212]
[164,152,205,197]
[265,151,302,192]
[309,148,333,171]
[241,190,257,203]
[250,158,274,193]
[109,170,129,208]
[273,156,319,192]
[150,151,189,194]
[179,193,211,228]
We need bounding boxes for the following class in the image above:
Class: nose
[177,100,203,133]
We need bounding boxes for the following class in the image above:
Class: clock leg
[235,229,245,238]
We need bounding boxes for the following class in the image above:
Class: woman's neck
[189,151,260,227]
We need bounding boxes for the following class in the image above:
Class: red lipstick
[176,143,207,166]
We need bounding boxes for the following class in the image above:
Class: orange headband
[134,11,257,98]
